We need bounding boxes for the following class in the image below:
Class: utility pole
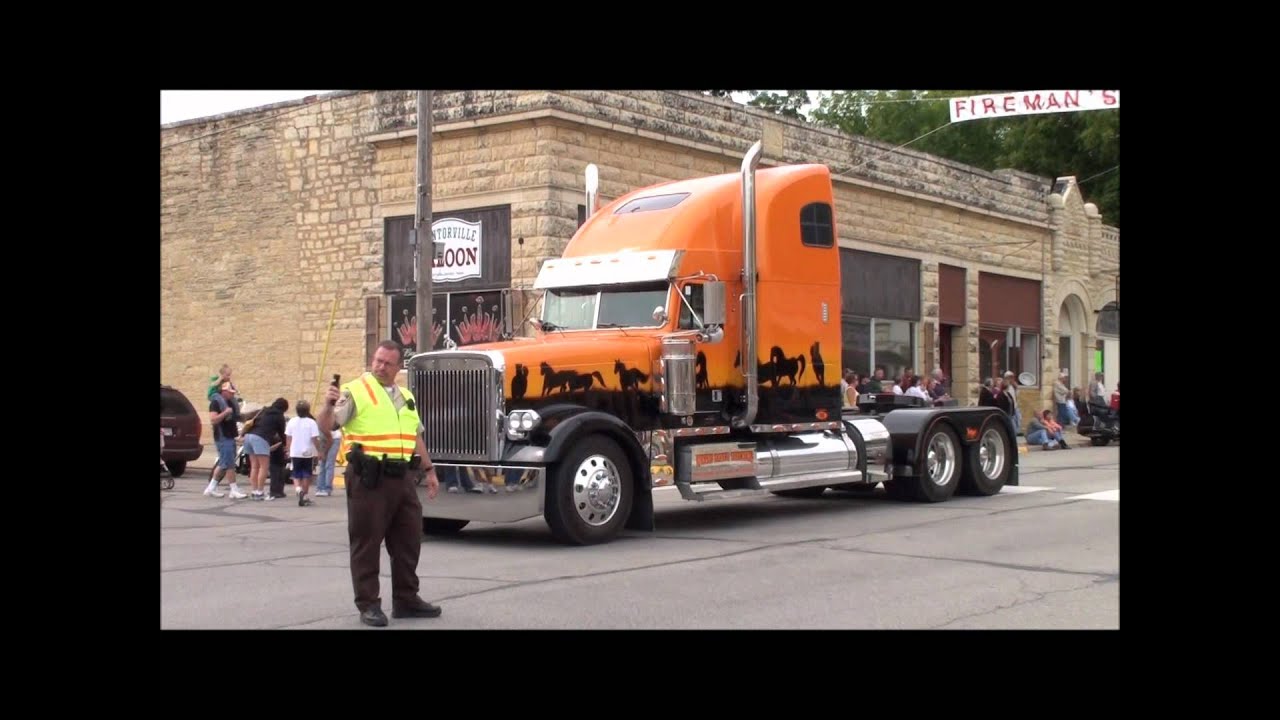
[415,90,434,355]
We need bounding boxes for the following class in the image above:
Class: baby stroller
[161,429,175,490]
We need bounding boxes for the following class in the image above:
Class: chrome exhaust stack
[585,163,600,218]
[732,140,763,429]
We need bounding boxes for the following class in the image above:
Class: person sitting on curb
[1027,409,1070,450]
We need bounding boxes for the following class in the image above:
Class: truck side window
[678,284,705,329]
[800,202,834,248]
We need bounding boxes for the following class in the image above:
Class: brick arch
[1052,278,1095,327]
[1093,284,1117,314]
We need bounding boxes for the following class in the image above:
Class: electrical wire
[1077,165,1119,185]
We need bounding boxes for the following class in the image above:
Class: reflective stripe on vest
[341,372,419,461]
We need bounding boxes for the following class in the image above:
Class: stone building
[161,90,1119,432]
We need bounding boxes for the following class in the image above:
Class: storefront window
[875,318,915,380]
[1019,333,1040,383]
[841,316,871,376]
[978,327,1040,385]
[841,316,914,380]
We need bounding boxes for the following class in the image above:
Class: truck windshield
[543,282,669,330]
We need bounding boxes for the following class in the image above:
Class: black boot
[360,605,388,627]
[392,597,442,618]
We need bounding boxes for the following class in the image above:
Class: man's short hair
[377,340,404,358]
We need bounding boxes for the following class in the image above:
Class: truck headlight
[505,410,541,439]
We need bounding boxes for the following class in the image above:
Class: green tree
[811,90,1119,226]
[702,90,812,121]
[746,90,811,121]
[997,110,1120,227]
[705,89,1119,226]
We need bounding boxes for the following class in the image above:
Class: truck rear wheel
[545,434,634,545]
[959,420,1012,496]
[885,424,961,503]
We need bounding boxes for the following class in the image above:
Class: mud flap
[625,485,654,531]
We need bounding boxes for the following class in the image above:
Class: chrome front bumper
[418,463,545,523]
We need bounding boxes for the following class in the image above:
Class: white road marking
[998,485,1053,494]
[1069,489,1119,502]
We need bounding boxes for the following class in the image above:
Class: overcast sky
[160,90,825,126]
[161,90,334,125]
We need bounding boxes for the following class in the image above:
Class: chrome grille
[409,353,501,462]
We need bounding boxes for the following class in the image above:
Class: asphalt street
[161,444,1119,630]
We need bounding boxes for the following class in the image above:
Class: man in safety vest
[318,340,441,627]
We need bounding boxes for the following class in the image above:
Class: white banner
[432,218,482,282]
[949,90,1119,124]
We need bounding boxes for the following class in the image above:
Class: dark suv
[161,385,203,476]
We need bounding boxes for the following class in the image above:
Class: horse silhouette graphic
[770,346,806,386]
[614,360,649,391]
[809,342,825,387]
[511,363,529,400]
[566,371,608,392]
[541,361,586,396]
[695,351,709,389]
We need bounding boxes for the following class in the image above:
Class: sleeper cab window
[800,202,834,248]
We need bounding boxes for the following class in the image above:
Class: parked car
[161,384,203,476]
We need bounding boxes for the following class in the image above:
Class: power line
[843,121,953,173]
[1077,165,1119,185]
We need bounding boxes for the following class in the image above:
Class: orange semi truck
[409,141,1018,545]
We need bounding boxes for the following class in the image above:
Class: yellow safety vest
[341,372,420,461]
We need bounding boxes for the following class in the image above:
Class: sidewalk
[183,442,349,488]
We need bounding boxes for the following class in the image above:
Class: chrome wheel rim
[979,428,1006,480]
[573,454,622,526]
[927,432,957,487]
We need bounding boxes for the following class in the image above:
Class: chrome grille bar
[409,353,500,462]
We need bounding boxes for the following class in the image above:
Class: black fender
[879,407,1019,485]
[536,406,654,532]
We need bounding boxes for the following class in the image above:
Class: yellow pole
[314,293,339,408]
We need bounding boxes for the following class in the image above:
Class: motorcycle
[1077,398,1119,446]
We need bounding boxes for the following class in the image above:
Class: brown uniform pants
[345,466,423,611]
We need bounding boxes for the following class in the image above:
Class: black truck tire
[165,460,187,477]
[545,434,634,545]
[959,419,1012,496]
[885,424,961,503]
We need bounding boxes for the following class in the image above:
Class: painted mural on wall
[392,292,503,359]
[449,292,503,346]
[392,294,449,356]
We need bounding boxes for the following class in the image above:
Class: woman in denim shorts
[243,398,289,500]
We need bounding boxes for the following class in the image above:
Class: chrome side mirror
[702,281,726,326]
[652,305,668,324]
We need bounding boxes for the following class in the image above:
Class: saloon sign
[432,217,482,282]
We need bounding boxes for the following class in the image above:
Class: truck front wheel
[545,434,634,545]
